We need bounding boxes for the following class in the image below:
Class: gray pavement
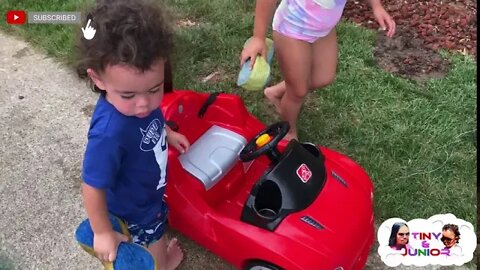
[0,31,99,270]
[0,31,474,270]
[0,31,232,270]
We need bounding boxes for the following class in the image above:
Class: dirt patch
[344,0,477,57]
[176,18,199,28]
[12,47,31,59]
[200,71,223,83]
[374,27,450,83]
[80,104,94,117]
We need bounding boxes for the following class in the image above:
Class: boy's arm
[82,183,127,262]
[82,183,112,234]
[165,126,190,153]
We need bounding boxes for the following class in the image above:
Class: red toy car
[161,90,375,270]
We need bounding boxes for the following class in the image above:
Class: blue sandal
[75,214,157,270]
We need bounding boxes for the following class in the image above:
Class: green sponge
[237,37,274,91]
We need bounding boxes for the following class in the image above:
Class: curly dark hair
[75,0,174,93]
[442,224,461,243]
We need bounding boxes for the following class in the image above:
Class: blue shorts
[123,206,168,247]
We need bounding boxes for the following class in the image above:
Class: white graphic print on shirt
[139,119,168,190]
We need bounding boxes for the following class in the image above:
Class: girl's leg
[310,29,338,90]
[272,31,313,141]
[265,29,337,127]
[148,236,183,270]
[264,81,285,114]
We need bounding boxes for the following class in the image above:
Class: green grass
[1,0,476,231]
[0,0,93,64]
[0,252,15,270]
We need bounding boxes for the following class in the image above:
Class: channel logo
[6,10,26,25]
[377,214,476,267]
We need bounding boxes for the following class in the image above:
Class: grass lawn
[0,252,14,270]
[1,0,476,244]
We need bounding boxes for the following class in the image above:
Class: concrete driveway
[0,31,233,270]
[0,31,473,270]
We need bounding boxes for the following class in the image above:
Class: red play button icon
[6,10,26,25]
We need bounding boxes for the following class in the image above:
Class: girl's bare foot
[264,87,281,114]
[283,131,298,142]
[166,238,183,270]
[264,82,286,114]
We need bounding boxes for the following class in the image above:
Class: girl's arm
[252,0,278,40]
[240,0,278,67]
[367,0,384,10]
[367,0,396,37]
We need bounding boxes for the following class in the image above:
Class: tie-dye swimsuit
[272,0,347,43]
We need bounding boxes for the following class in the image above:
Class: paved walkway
[0,31,99,269]
[0,31,232,270]
[0,31,473,270]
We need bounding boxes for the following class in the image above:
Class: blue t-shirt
[82,95,168,225]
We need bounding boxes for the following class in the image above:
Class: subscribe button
[6,11,81,24]
[6,10,26,25]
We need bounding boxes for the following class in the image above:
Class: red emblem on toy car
[296,163,312,183]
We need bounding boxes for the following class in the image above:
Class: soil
[373,26,451,82]
[343,0,477,81]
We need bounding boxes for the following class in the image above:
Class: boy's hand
[240,36,267,69]
[167,130,190,154]
[93,230,129,262]
[372,6,396,38]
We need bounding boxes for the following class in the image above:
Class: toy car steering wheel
[239,121,290,163]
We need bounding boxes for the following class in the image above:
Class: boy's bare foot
[264,83,285,114]
[166,238,183,270]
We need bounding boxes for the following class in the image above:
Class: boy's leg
[311,29,338,90]
[148,236,183,270]
[272,31,313,141]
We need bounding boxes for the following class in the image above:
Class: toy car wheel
[244,261,282,270]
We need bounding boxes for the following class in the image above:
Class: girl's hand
[167,130,190,154]
[93,230,129,262]
[240,36,267,69]
[372,6,396,38]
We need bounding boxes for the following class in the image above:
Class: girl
[240,0,396,140]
